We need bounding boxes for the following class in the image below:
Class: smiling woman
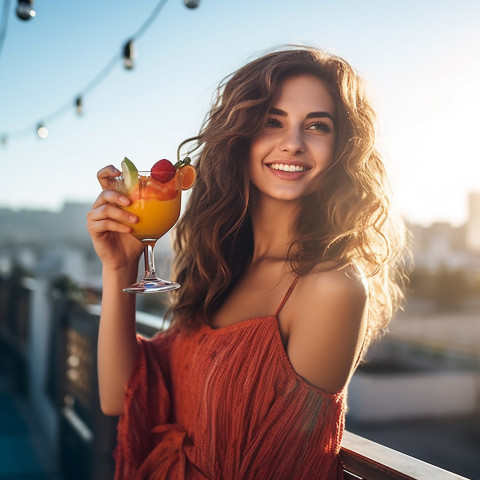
[87,45,410,479]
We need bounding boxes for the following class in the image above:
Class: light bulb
[184,0,200,8]
[75,96,83,115]
[37,124,48,139]
[16,0,36,21]
[123,40,134,70]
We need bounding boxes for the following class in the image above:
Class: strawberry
[151,159,176,183]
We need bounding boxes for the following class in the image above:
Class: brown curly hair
[170,45,409,346]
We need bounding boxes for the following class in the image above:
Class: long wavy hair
[170,45,410,346]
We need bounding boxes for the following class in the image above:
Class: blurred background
[0,0,479,479]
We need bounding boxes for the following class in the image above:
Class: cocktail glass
[110,170,182,293]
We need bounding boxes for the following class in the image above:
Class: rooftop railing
[341,431,469,479]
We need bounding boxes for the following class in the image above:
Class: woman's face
[248,74,335,203]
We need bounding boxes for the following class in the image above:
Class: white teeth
[268,163,307,172]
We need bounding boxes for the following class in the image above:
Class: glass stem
[143,240,158,280]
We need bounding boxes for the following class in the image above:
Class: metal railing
[341,431,469,479]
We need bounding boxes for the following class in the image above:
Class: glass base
[123,278,180,294]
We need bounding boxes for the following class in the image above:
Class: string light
[37,123,48,139]
[16,0,36,21]
[1,0,199,147]
[75,96,83,116]
[123,40,134,70]
[184,0,200,8]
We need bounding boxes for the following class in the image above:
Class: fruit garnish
[173,155,196,190]
[151,159,176,184]
[121,157,139,191]
[179,164,196,190]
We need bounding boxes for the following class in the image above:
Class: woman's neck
[250,194,300,262]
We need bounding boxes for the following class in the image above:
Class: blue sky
[1,0,479,226]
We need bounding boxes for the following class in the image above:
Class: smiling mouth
[267,163,310,172]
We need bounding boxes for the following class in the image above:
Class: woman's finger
[91,189,131,211]
[88,217,133,236]
[97,164,121,190]
[87,202,137,229]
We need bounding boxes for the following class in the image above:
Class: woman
[87,45,409,479]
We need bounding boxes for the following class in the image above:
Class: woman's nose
[280,127,306,154]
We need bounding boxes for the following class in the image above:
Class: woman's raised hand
[86,165,144,271]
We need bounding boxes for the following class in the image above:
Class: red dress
[114,280,346,479]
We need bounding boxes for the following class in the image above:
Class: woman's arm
[97,265,139,415]
[284,268,368,393]
[86,165,144,415]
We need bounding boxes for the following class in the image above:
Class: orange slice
[180,164,196,190]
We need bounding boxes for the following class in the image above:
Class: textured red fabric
[114,316,347,479]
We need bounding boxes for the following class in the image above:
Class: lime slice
[121,157,138,191]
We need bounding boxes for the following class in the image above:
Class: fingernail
[128,215,137,223]
[119,196,130,205]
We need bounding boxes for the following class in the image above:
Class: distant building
[409,221,471,271]
[466,192,480,252]
[405,193,480,291]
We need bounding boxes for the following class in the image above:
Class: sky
[0,0,479,226]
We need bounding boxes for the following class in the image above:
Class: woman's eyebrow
[306,111,335,122]
[269,107,334,122]
[269,107,287,116]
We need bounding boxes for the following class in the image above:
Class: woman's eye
[307,122,332,133]
[265,118,282,128]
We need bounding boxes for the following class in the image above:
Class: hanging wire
[132,0,168,41]
[1,0,171,144]
[78,53,120,98]
[0,0,12,64]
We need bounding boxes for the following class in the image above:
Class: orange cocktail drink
[123,173,181,240]
[125,195,181,240]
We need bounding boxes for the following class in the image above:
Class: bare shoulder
[292,264,367,330]
[304,263,367,303]
[283,265,368,393]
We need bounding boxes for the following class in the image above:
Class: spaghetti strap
[275,276,301,317]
